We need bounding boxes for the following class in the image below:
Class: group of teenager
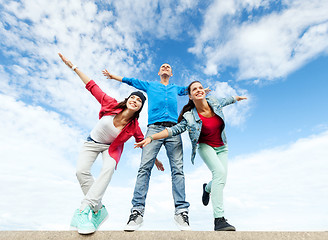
[58,53,247,235]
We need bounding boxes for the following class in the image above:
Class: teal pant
[198,143,228,218]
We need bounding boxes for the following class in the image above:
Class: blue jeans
[131,125,190,215]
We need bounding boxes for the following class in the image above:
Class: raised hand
[235,96,247,101]
[58,53,74,69]
[102,69,113,79]
[204,87,211,94]
[102,69,123,82]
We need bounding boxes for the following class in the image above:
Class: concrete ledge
[0,231,327,240]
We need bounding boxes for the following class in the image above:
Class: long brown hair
[177,81,201,122]
[113,97,142,120]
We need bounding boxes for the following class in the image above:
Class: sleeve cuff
[85,80,96,91]
[167,127,173,137]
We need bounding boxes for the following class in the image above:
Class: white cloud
[189,0,328,80]
[0,0,154,129]
[0,0,202,130]
[0,94,83,230]
[111,0,199,40]
[212,81,251,126]
[226,130,328,230]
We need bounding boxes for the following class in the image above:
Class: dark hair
[113,97,142,120]
[177,81,201,122]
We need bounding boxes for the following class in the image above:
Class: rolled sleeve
[178,86,188,96]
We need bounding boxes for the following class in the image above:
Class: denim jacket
[167,96,236,164]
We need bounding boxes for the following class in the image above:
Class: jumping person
[135,81,247,231]
[58,53,164,234]
[103,64,191,231]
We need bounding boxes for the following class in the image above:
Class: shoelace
[217,217,228,223]
[128,211,140,222]
[181,212,189,225]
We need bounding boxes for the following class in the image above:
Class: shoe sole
[215,226,236,231]
[94,214,109,230]
[78,228,96,235]
[174,220,192,231]
[124,222,143,232]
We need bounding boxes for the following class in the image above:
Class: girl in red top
[135,81,247,231]
[58,54,163,235]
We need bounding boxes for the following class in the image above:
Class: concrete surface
[0,231,327,240]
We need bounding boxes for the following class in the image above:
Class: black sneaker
[214,217,236,231]
[202,183,210,206]
[124,210,143,232]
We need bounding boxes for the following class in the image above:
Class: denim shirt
[167,96,236,164]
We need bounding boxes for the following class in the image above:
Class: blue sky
[0,0,327,231]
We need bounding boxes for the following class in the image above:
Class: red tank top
[198,112,224,147]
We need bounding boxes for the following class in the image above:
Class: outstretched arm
[102,69,123,82]
[134,129,169,148]
[58,53,90,85]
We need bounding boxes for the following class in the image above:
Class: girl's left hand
[236,96,247,101]
[58,53,74,69]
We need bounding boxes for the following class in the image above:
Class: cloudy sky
[1,0,327,231]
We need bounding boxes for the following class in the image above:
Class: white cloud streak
[189,0,328,80]
[212,81,251,126]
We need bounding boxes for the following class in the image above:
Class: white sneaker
[124,211,143,232]
[174,212,191,231]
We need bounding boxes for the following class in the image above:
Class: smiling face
[189,81,206,101]
[126,95,143,112]
[158,63,173,77]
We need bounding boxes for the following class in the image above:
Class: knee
[172,158,184,172]
[212,169,227,183]
[102,164,115,176]
[76,168,91,182]
[171,163,184,177]
[137,164,152,177]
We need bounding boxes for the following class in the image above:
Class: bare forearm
[111,74,123,82]
[74,68,91,85]
[150,129,169,140]
[58,53,91,85]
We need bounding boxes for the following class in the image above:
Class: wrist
[148,136,154,142]
[72,65,77,71]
